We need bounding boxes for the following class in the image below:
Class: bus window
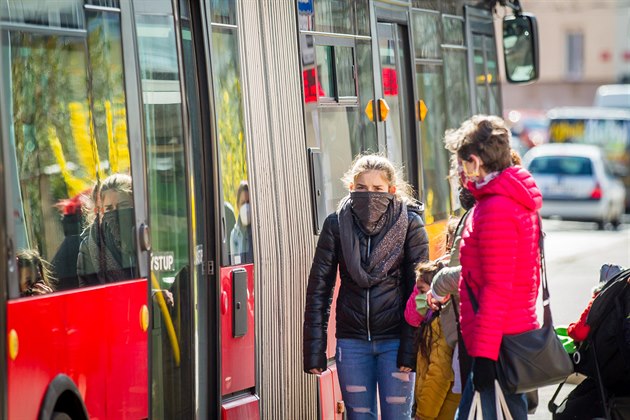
[415,64,451,224]
[134,7,194,417]
[412,10,456,224]
[2,9,134,297]
[467,7,501,115]
[300,34,377,233]
[298,1,375,233]
[210,22,252,266]
[442,16,471,129]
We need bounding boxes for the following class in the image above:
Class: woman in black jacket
[303,154,429,419]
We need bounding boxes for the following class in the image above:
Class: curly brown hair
[415,259,446,289]
[444,115,512,173]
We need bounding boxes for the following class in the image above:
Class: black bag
[609,397,630,420]
[465,215,573,394]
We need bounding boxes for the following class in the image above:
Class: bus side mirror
[503,13,539,84]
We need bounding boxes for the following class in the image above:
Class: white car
[523,144,626,229]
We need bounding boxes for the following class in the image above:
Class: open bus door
[372,3,454,258]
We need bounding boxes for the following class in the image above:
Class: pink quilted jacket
[459,166,543,360]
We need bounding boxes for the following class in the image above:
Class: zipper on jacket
[367,236,372,341]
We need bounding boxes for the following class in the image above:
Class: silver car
[523,144,626,229]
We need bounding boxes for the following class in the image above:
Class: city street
[529,216,630,419]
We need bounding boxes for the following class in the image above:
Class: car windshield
[529,156,593,176]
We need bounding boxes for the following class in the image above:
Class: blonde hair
[100,173,133,199]
[83,173,133,228]
[341,154,414,203]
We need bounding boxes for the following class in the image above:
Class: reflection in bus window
[17,250,55,297]
[472,33,501,115]
[135,9,194,418]
[230,181,253,265]
[411,11,441,60]
[211,25,251,266]
[444,48,471,129]
[485,35,500,115]
[335,46,357,98]
[210,0,236,25]
[316,45,335,99]
[77,174,137,286]
[416,65,451,224]
[2,9,132,299]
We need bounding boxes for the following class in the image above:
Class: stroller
[550,265,630,420]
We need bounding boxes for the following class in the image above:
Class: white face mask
[239,203,251,226]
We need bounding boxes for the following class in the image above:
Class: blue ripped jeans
[336,338,415,420]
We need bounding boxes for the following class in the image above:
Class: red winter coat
[459,166,543,360]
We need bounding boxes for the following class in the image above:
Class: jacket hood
[468,166,542,211]
[406,200,425,216]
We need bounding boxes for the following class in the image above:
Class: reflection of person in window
[17,249,55,297]
[77,174,137,286]
[230,181,253,265]
[50,192,88,291]
[223,201,236,263]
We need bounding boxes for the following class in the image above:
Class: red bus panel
[318,365,343,420]
[220,264,255,395]
[221,394,259,420]
[7,279,148,419]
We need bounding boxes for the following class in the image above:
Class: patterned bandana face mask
[350,191,394,235]
[101,207,135,255]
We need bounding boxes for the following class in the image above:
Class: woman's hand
[309,368,323,375]
[28,282,53,296]
[399,366,412,372]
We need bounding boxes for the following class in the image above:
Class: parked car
[523,144,626,229]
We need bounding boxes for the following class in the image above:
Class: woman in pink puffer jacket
[445,115,543,419]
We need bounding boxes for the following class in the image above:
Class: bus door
[1,1,150,418]
[203,1,259,417]
[132,0,216,417]
[408,6,469,249]
[374,6,455,255]
[373,11,422,197]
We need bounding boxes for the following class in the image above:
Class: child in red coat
[567,264,625,342]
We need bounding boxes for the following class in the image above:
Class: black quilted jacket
[303,206,429,372]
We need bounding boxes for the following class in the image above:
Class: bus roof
[594,84,630,108]
[547,106,630,121]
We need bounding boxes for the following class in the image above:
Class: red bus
[0,0,537,418]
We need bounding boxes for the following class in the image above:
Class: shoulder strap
[539,215,554,327]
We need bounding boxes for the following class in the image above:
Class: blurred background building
[501,0,630,110]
